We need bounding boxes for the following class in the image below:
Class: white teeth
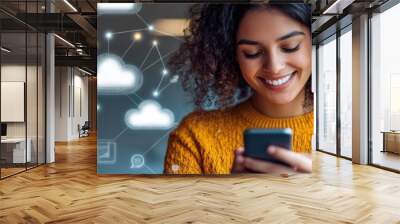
[264,73,293,86]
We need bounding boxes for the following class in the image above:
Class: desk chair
[79,121,90,138]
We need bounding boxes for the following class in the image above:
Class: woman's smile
[164,3,314,174]
[257,71,297,92]
[236,7,312,111]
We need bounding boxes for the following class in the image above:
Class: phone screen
[243,128,292,166]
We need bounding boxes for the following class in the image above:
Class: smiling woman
[164,3,313,175]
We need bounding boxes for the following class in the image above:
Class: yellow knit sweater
[164,100,314,174]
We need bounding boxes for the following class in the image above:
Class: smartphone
[243,128,292,166]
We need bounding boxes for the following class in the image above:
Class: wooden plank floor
[1,167,26,178]
[0,134,399,224]
[372,151,400,171]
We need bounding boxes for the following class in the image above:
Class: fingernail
[268,146,276,154]
[280,173,289,178]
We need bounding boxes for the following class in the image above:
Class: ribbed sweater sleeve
[163,100,314,174]
[164,113,203,174]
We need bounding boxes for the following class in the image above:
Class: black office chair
[79,121,90,138]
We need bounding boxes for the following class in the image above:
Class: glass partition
[370,3,400,171]
[27,30,38,169]
[0,0,46,179]
[317,35,337,155]
[1,30,28,177]
[339,27,352,158]
[38,32,45,165]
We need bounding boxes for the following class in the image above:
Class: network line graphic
[97,5,189,174]
[100,14,182,98]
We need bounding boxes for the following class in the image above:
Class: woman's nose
[262,51,285,75]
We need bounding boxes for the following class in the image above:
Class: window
[317,35,337,155]
[339,27,352,158]
[370,2,400,171]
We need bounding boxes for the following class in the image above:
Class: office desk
[381,131,400,154]
[1,138,31,163]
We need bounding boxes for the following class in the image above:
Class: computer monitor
[1,123,7,137]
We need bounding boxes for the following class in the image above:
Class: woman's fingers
[243,157,294,174]
[232,147,246,173]
[232,146,312,174]
[235,146,245,156]
[267,146,312,173]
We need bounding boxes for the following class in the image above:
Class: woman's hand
[232,146,312,174]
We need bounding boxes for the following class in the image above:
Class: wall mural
[97,3,193,174]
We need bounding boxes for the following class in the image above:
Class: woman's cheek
[239,59,262,79]
[288,51,311,73]
[297,47,312,71]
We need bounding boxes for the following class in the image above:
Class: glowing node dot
[152,91,159,97]
[105,32,113,39]
[152,40,158,46]
[162,69,168,76]
[133,32,142,41]
[148,25,154,31]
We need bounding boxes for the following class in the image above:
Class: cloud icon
[125,100,175,129]
[97,54,143,95]
[98,3,142,15]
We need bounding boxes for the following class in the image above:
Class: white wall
[1,65,26,141]
[1,65,39,138]
[72,73,89,138]
[1,65,26,133]
[1,64,46,164]
[55,67,89,141]
[55,66,69,141]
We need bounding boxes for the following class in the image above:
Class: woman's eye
[282,44,300,53]
[243,51,263,59]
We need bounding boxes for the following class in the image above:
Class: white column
[352,14,369,164]
[46,1,55,163]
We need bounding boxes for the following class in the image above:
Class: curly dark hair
[168,3,313,110]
